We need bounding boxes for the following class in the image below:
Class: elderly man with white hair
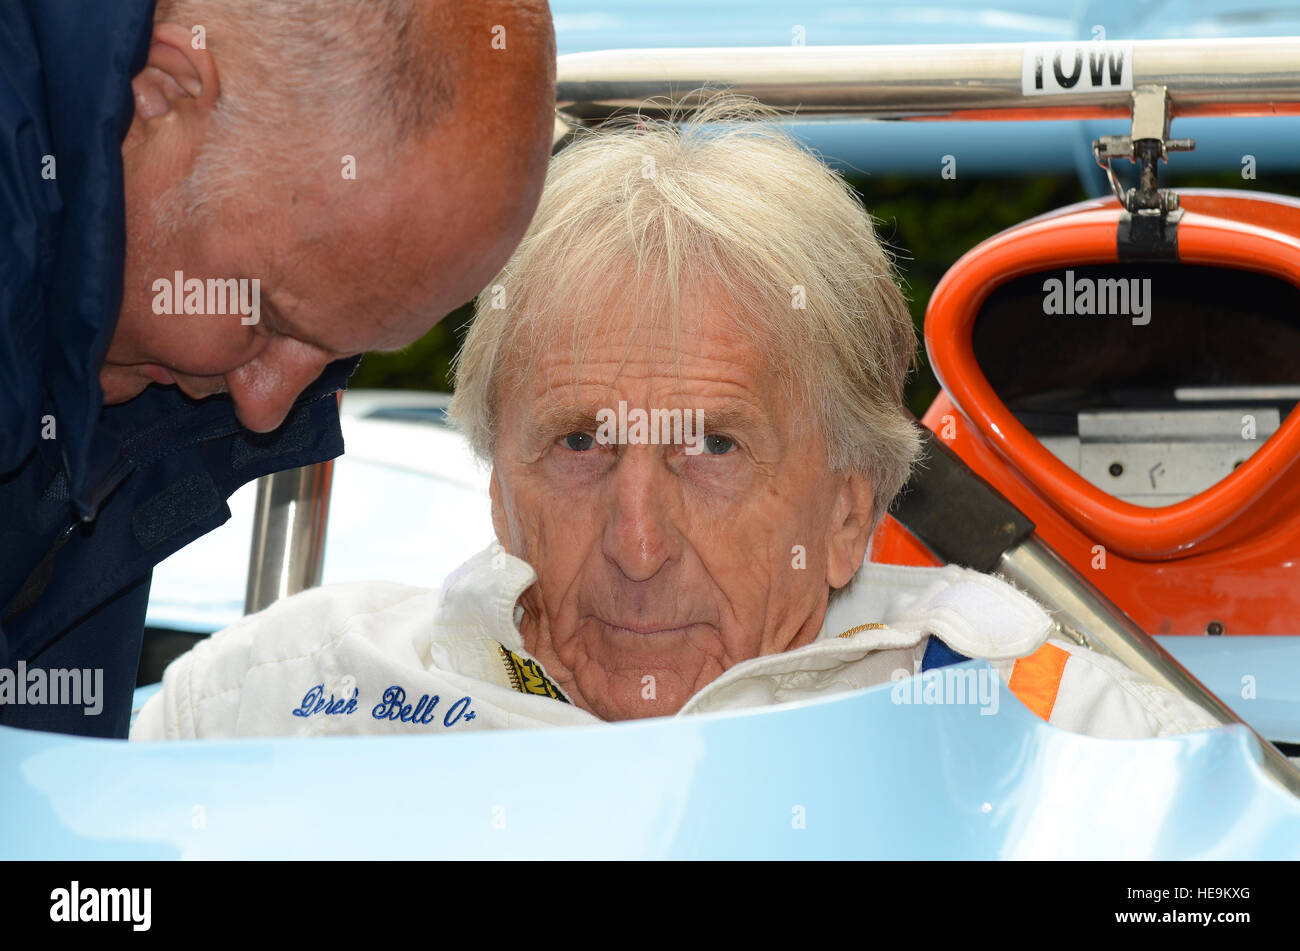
[132,99,1218,741]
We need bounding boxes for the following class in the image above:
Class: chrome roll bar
[243,461,333,615]
[555,36,1300,130]
[998,537,1300,798]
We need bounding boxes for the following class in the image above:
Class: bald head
[145,0,554,217]
[106,0,556,433]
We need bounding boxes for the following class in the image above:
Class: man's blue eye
[704,434,735,455]
[564,432,594,451]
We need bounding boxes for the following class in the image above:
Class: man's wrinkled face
[491,294,875,720]
[105,135,538,432]
[102,19,553,433]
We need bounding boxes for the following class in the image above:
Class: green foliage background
[350,169,1296,416]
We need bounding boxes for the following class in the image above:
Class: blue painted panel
[1157,636,1300,743]
[6,661,1300,858]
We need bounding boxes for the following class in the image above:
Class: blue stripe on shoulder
[921,635,970,671]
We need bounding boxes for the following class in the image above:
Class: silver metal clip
[1093,84,1195,214]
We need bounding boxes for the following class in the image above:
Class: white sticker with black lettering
[1021,42,1133,96]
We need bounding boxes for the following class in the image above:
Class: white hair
[449,95,922,537]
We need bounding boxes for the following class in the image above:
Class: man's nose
[601,447,680,583]
[226,339,334,434]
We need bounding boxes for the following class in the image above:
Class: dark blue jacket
[1,0,358,737]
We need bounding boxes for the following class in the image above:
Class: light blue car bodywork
[4,1,1300,860]
[1157,638,1300,745]
[3,660,1299,859]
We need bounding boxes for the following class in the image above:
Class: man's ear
[489,467,510,552]
[825,470,875,590]
[127,22,219,135]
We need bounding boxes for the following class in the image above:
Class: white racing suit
[131,545,1219,740]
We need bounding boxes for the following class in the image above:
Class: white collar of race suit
[435,545,1052,666]
[819,560,1052,661]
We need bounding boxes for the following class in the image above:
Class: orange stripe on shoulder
[1008,642,1070,721]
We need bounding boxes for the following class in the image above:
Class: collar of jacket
[76,355,359,522]
[438,545,1053,670]
[819,560,1051,660]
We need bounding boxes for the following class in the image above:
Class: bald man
[0,0,556,737]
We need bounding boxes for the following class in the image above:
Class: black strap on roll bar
[887,419,1036,572]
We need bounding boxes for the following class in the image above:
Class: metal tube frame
[244,461,334,615]
[998,537,1300,798]
[556,37,1300,127]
